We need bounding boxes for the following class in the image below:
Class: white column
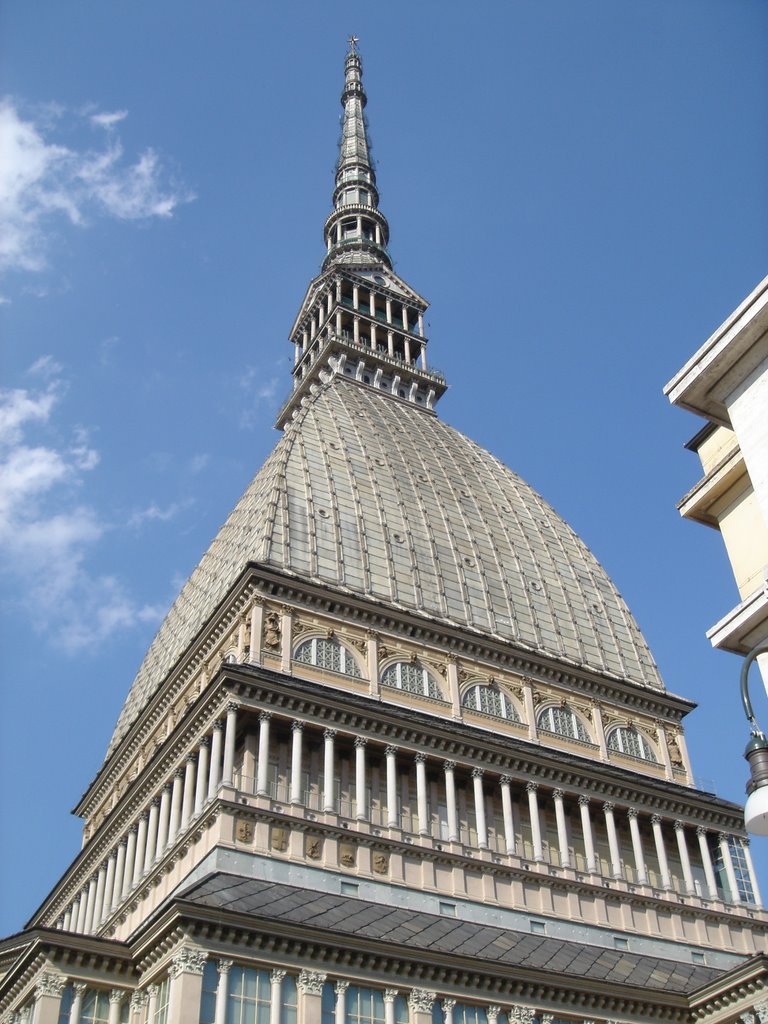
[657,723,674,781]
[156,784,172,857]
[144,798,160,872]
[579,796,597,874]
[213,959,233,1024]
[168,769,184,846]
[526,782,544,862]
[222,702,239,785]
[290,720,304,804]
[552,790,570,868]
[415,753,429,835]
[602,802,623,879]
[674,821,695,895]
[146,985,159,1024]
[111,841,126,912]
[208,720,224,798]
[83,876,98,933]
[323,729,337,812]
[75,889,88,932]
[269,969,285,1024]
[696,826,719,899]
[69,896,81,934]
[92,864,108,928]
[385,745,399,828]
[627,809,648,884]
[69,983,87,1024]
[257,712,271,796]
[651,815,672,890]
[62,908,72,931]
[122,826,138,898]
[741,838,763,907]
[129,990,148,1024]
[500,776,515,854]
[107,991,124,1024]
[472,768,488,850]
[444,761,459,842]
[719,833,741,903]
[354,737,368,819]
[334,980,349,1024]
[101,854,116,922]
[442,999,456,1024]
[195,738,210,813]
[181,754,196,829]
[383,990,398,1024]
[133,813,148,885]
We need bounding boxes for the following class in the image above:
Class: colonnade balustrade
[57,702,240,935]
[55,701,761,936]
[228,707,761,910]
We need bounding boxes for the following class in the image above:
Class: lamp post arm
[741,643,768,728]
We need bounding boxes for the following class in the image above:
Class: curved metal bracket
[740,642,768,728]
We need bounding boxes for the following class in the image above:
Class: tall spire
[276,41,447,430]
[322,39,391,271]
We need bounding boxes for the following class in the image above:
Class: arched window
[294,637,362,678]
[537,704,590,742]
[607,725,658,763]
[462,684,520,722]
[381,661,442,699]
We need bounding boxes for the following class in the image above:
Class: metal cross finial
[348,35,359,51]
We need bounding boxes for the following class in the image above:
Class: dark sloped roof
[176,872,721,995]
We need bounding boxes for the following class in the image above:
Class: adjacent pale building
[665,275,768,689]
[2,43,767,1024]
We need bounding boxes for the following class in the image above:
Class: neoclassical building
[2,41,767,1024]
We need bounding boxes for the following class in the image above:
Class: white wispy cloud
[0,361,166,650]
[128,499,191,529]
[237,367,280,429]
[0,99,194,275]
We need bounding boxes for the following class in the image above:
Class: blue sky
[1,1,767,934]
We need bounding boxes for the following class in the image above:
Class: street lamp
[742,642,768,835]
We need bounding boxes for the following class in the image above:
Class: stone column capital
[499,774,512,785]
[444,760,456,772]
[385,745,398,757]
[383,989,399,1005]
[324,728,337,740]
[270,969,286,984]
[552,789,564,800]
[129,990,148,1011]
[602,801,615,813]
[408,989,436,1012]
[226,700,240,714]
[291,720,304,733]
[169,947,207,977]
[525,781,538,794]
[297,969,326,995]
[472,767,484,779]
[259,711,272,723]
[34,973,66,998]
[217,958,234,975]
[212,719,224,732]
[355,736,368,748]
[334,980,350,996]
[414,752,426,764]
[651,814,662,826]
[108,990,125,1006]
[578,794,590,807]
[199,735,211,748]
[673,819,685,832]
[627,807,639,820]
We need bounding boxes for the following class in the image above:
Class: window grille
[381,661,442,699]
[537,705,589,742]
[462,684,520,721]
[607,725,657,762]
[295,637,362,678]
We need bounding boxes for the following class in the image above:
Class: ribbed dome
[108,376,662,755]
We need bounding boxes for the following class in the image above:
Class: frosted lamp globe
[744,785,768,836]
